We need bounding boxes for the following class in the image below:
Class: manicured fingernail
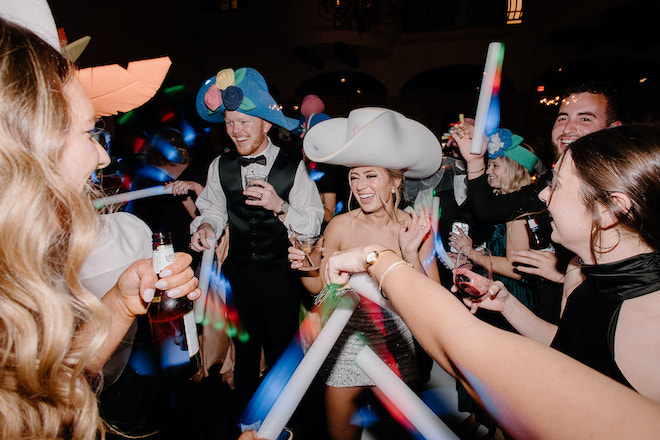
[160,269,172,278]
[143,288,155,303]
[167,288,181,298]
[155,280,168,289]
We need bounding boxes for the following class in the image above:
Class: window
[507,0,524,24]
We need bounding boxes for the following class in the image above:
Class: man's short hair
[560,80,621,125]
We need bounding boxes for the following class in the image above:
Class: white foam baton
[471,41,503,154]
[346,272,392,311]
[356,346,460,440]
[256,292,359,439]
[432,196,454,270]
[194,236,218,323]
[93,185,173,208]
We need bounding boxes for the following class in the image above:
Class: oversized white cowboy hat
[303,107,443,179]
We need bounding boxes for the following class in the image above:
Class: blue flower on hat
[487,128,514,159]
[196,67,300,130]
[222,86,244,111]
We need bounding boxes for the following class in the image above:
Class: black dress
[551,251,660,389]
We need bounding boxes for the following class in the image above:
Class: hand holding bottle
[111,251,200,318]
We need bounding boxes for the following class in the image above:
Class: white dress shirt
[190,138,323,237]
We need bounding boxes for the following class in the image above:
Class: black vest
[219,150,298,265]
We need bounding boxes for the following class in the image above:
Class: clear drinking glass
[293,234,323,271]
[453,246,493,301]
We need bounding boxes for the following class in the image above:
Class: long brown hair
[568,125,660,258]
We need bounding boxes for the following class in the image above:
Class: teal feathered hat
[196,67,299,131]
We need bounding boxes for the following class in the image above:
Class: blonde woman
[449,128,539,304]
[448,127,540,439]
[289,108,442,440]
[0,18,199,439]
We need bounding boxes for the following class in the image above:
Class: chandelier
[317,0,399,35]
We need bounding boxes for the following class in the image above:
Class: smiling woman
[472,125,660,404]
[60,77,111,190]
[287,107,442,440]
[0,16,200,440]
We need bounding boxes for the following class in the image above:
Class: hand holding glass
[293,234,323,271]
[453,247,493,301]
[244,173,266,200]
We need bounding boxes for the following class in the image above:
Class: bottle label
[152,244,175,274]
[183,311,199,357]
[527,218,539,231]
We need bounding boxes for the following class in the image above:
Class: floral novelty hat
[196,67,300,131]
[303,107,443,179]
[487,128,538,172]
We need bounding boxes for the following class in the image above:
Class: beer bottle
[147,232,201,377]
[524,213,552,251]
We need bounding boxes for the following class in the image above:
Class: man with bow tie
[190,67,323,411]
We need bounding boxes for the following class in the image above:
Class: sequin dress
[320,273,420,387]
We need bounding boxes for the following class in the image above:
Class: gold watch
[364,249,396,269]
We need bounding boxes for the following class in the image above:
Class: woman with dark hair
[287,124,660,440]
[467,124,660,402]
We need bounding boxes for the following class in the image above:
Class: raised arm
[325,246,660,440]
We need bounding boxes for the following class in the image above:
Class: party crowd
[1,2,659,440]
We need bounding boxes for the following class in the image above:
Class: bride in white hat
[289,107,443,440]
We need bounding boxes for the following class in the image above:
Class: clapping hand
[399,206,431,261]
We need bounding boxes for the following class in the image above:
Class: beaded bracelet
[378,260,413,298]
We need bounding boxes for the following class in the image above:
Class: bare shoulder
[325,212,352,234]
[323,212,355,248]
[615,289,660,402]
[397,208,412,222]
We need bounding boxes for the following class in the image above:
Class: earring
[391,188,396,195]
[594,228,621,254]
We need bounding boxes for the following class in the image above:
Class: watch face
[365,251,377,266]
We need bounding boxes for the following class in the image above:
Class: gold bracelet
[378,260,413,298]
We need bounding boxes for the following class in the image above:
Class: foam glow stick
[194,237,218,323]
[431,196,454,270]
[93,185,173,208]
[471,42,505,154]
[356,347,460,440]
[348,272,392,311]
[256,292,359,439]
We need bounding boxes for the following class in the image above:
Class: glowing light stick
[256,292,359,439]
[471,42,505,154]
[194,237,218,323]
[93,185,173,208]
[431,196,454,270]
[347,273,391,310]
[356,347,460,440]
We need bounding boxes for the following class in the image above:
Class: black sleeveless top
[551,251,660,390]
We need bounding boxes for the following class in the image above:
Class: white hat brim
[303,108,442,179]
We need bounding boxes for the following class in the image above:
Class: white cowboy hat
[303,107,443,179]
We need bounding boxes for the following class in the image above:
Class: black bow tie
[239,155,267,167]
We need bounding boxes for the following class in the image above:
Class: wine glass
[453,246,493,301]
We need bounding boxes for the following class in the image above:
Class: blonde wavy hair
[490,144,536,195]
[0,18,109,439]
